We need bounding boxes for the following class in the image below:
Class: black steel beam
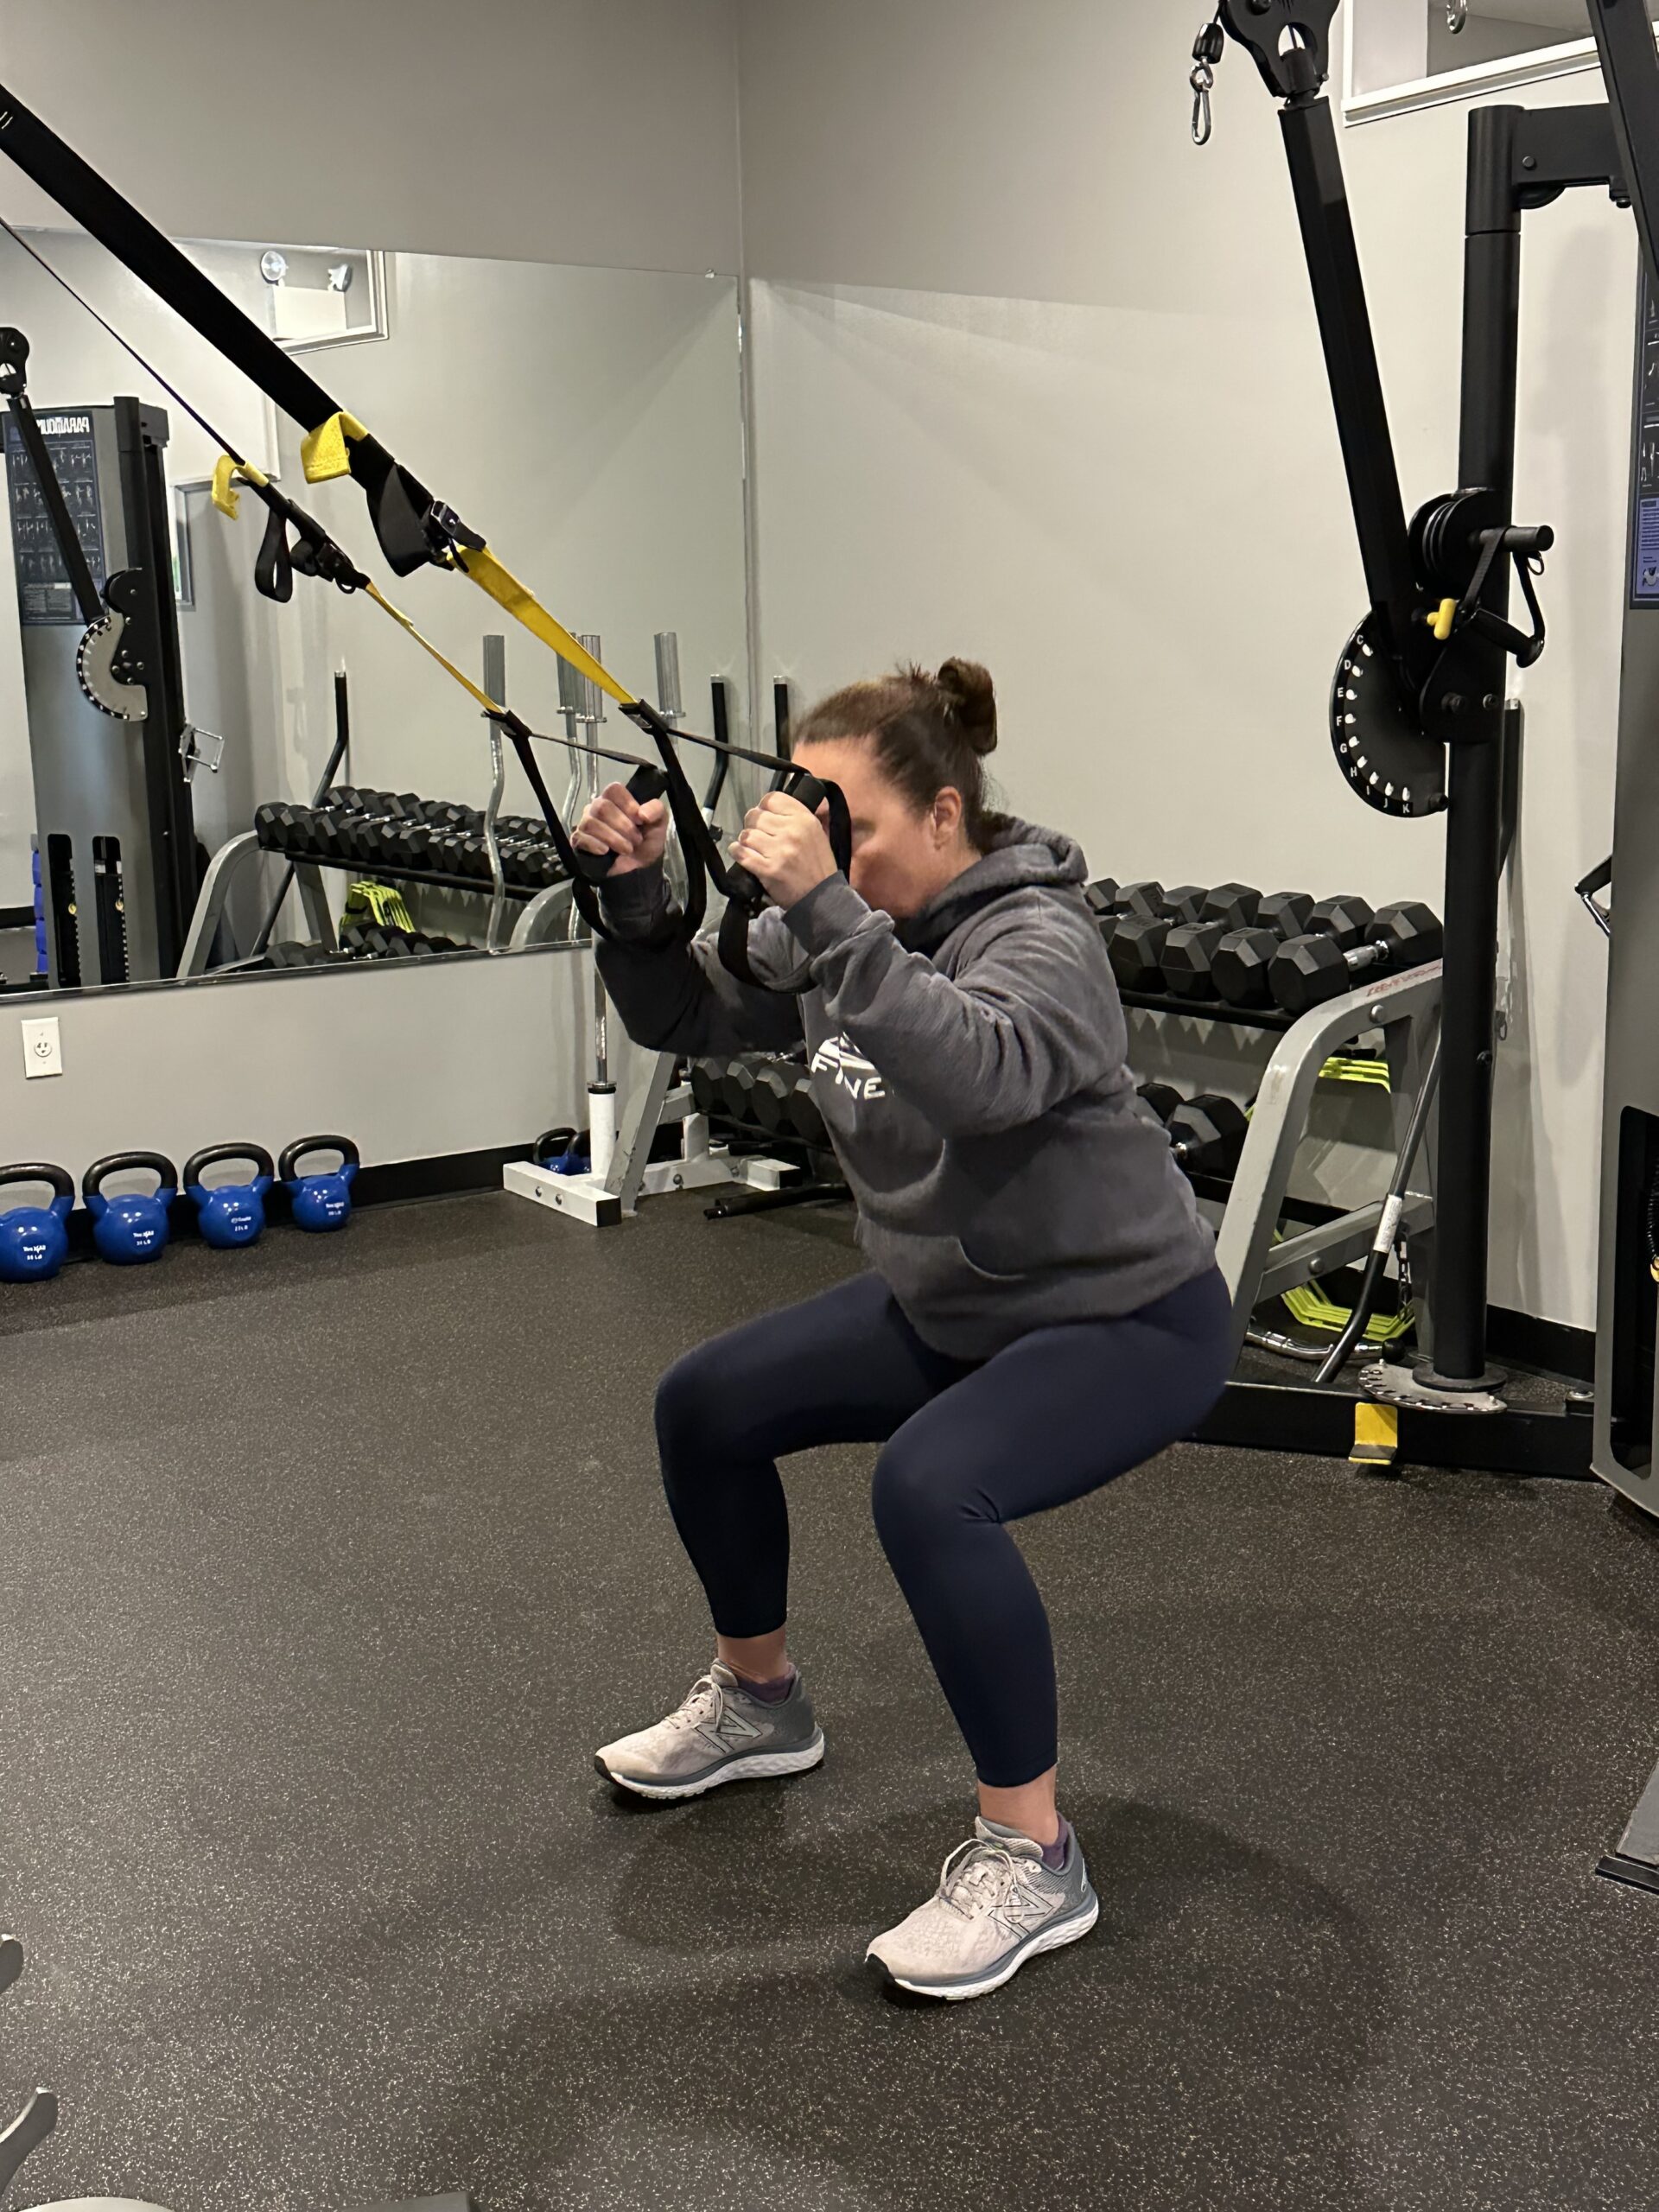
[1278,97,1423,672]
[1193,1377,1595,1478]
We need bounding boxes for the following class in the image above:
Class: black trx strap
[0,79,444,576]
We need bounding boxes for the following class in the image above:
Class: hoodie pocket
[953,1237,1028,1287]
[857,1214,1027,1311]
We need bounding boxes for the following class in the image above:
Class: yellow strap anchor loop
[211,450,270,518]
[300,410,371,485]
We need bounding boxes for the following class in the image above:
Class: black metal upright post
[115,397,196,975]
[1430,106,1522,1389]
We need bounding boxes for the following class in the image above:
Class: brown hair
[791,658,1011,852]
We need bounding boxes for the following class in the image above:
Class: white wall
[0,941,653,1173]
[736,1,1625,1332]
[0,0,741,275]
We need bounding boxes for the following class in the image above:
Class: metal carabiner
[1192,63,1214,146]
[1191,16,1224,148]
[1446,0,1468,32]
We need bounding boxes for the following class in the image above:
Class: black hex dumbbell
[1135,1080,1181,1125]
[1199,882,1261,933]
[1305,894,1375,950]
[1211,892,1317,1009]
[1108,915,1173,994]
[1162,922,1231,1001]
[787,1077,830,1149]
[1269,900,1443,1016]
[748,1063,796,1135]
[690,1063,726,1119]
[1168,1092,1249,1178]
[1163,884,1209,925]
[262,938,324,969]
[1084,878,1122,922]
[1117,880,1167,921]
[722,1062,761,1123]
[1162,883,1270,1000]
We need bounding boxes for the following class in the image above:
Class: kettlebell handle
[0,1163,73,1204]
[182,1142,276,1191]
[277,1135,360,1183]
[82,1152,178,1201]
[532,1127,579,1168]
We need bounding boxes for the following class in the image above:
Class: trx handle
[717,773,854,989]
[725,773,852,911]
[498,721,690,945]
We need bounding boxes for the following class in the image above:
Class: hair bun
[935,658,998,756]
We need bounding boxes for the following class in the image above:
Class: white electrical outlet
[21,1016,62,1078]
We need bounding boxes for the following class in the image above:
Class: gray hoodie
[594,819,1217,1359]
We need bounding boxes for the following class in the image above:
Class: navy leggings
[653,1265,1234,1789]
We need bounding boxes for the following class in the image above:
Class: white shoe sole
[594,1731,826,1802]
[870,1891,1100,2001]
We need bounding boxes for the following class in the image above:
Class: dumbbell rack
[503,1050,801,1227]
[179,836,576,976]
[1175,955,1588,1474]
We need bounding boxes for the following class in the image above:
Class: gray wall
[0,0,742,274]
[0,944,652,1174]
[737,1,1624,1332]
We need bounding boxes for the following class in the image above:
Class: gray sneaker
[594,1659,825,1802]
[866,1817,1099,1999]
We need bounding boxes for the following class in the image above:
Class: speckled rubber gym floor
[3,1191,1656,2211]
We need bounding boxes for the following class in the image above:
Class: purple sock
[1041,1816,1072,1872]
[728,1665,796,1705]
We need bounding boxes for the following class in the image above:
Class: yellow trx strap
[298,412,638,707]
[361,582,505,716]
[454,543,636,709]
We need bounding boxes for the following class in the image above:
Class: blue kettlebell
[82,1153,177,1266]
[183,1143,274,1250]
[278,1135,359,1232]
[533,1126,588,1177]
[0,1163,74,1283]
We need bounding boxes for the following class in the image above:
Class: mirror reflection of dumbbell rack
[184,788,580,976]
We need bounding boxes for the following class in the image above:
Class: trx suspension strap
[0,78,849,977]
